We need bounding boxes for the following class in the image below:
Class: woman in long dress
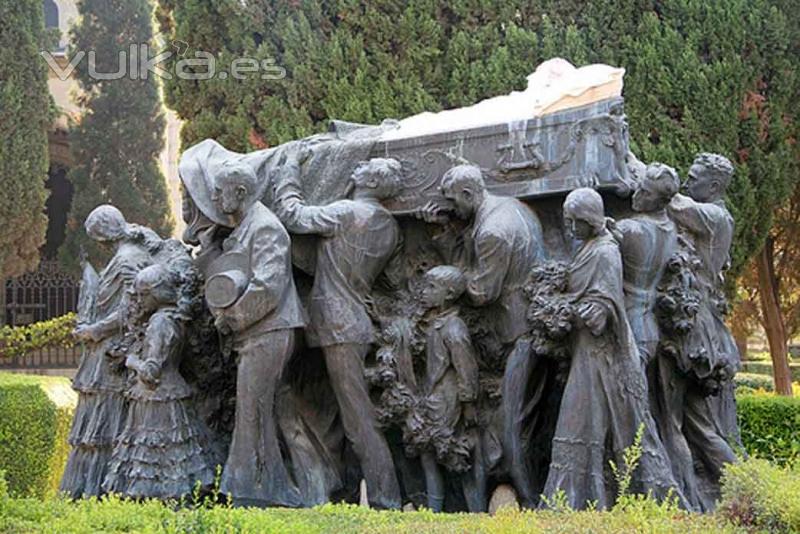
[60,206,154,498]
[541,188,686,510]
[103,264,219,499]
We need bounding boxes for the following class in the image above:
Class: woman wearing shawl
[541,188,686,510]
[60,206,156,498]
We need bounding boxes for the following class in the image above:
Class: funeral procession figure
[273,156,405,510]
[103,264,219,500]
[62,59,743,513]
[616,163,709,506]
[541,188,685,510]
[206,160,308,508]
[664,153,740,508]
[61,206,156,498]
[416,164,547,508]
[415,265,485,513]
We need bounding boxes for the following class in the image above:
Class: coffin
[371,97,632,214]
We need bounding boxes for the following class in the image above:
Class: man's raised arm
[274,162,344,237]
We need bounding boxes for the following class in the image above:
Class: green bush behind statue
[737,392,800,467]
[0,373,76,498]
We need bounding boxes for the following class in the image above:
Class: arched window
[44,0,59,29]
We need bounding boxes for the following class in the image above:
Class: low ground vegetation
[0,458,797,533]
[740,360,800,382]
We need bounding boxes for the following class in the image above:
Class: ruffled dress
[103,309,219,499]
[61,244,151,498]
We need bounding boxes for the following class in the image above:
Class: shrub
[0,373,76,498]
[719,458,800,532]
[743,351,771,362]
[737,392,800,466]
[740,361,800,382]
[734,372,774,393]
[0,314,77,359]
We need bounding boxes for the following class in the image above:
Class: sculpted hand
[578,302,607,336]
[214,314,233,336]
[74,324,102,342]
[414,201,450,224]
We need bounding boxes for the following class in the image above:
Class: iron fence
[0,345,82,369]
[1,260,81,369]
[3,261,79,327]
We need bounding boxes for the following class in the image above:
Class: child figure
[417,265,485,512]
[103,264,219,500]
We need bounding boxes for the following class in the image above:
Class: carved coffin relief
[375,98,629,213]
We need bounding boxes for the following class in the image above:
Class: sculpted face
[684,163,719,202]
[442,182,478,220]
[419,277,450,309]
[212,171,249,215]
[631,178,660,213]
[135,287,159,316]
[564,213,594,241]
[181,189,194,225]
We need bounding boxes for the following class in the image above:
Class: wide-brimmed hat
[178,139,277,226]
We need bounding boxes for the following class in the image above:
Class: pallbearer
[274,157,404,510]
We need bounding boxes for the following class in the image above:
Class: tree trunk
[756,238,793,396]
[732,326,749,363]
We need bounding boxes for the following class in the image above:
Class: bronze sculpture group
[61,101,742,513]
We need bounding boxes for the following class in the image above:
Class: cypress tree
[0,0,52,279]
[61,0,173,269]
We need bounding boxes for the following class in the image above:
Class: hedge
[740,361,800,383]
[737,392,800,466]
[1,459,794,533]
[0,313,76,359]
[733,372,774,393]
[719,459,800,532]
[0,373,76,498]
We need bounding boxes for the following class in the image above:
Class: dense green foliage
[737,392,800,466]
[741,360,800,382]
[155,0,799,280]
[0,314,76,359]
[733,372,775,393]
[0,373,75,499]
[719,459,800,532]
[0,0,52,279]
[61,0,173,270]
